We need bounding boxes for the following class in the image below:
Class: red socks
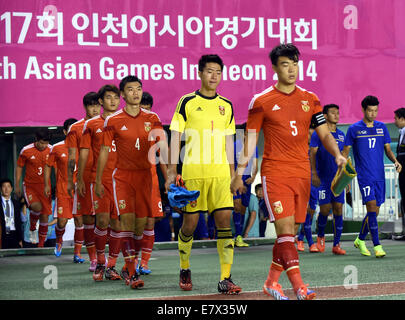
[141,228,155,267]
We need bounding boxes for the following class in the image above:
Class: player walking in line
[343,95,401,258]
[138,91,168,275]
[166,54,242,295]
[44,118,78,257]
[231,44,346,300]
[95,75,168,290]
[310,104,346,255]
[78,84,122,281]
[15,128,52,248]
[66,92,101,267]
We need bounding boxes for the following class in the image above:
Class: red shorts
[112,168,152,218]
[73,174,95,216]
[262,176,310,224]
[91,181,118,220]
[149,177,163,218]
[54,196,73,219]
[23,182,52,215]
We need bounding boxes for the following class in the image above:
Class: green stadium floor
[1,236,405,301]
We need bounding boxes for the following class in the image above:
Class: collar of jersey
[272,84,297,96]
[195,90,218,100]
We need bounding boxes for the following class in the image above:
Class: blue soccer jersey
[344,120,390,182]
[310,129,345,183]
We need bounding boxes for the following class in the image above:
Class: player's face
[363,105,378,122]
[394,115,405,129]
[272,56,298,86]
[85,104,101,118]
[1,182,12,198]
[100,91,120,113]
[121,81,143,106]
[199,63,222,92]
[325,108,339,125]
[35,139,49,151]
[140,104,152,111]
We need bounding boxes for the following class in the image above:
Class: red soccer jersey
[103,108,164,171]
[17,143,52,184]
[80,115,117,183]
[246,85,323,178]
[66,118,93,171]
[47,140,71,198]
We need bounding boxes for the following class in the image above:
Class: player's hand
[345,184,351,193]
[95,182,104,198]
[244,176,255,185]
[165,169,177,193]
[76,178,86,198]
[44,185,51,198]
[335,154,347,168]
[311,173,321,188]
[230,175,246,196]
[395,161,402,173]
[67,180,75,198]
[14,185,22,198]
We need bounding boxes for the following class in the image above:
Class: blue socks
[358,213,370,240]
[367,212,380,246]
[303,213,314,246]
[232,211,242,237]
[333,214,343,246]
[317,214,328,238]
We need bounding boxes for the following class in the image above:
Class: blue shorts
[233,175,252,207]
[308,185,319,210]
[358,180,385,207]
[318,181,345,206]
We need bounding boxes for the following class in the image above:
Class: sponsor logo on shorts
[77,202,81,211]
[190,200,197,208]
[58,207,63,214]
[28,194,32,201]
[301,101,310,112]
[93,200,98,210]
[219,106,225,115]
[119,200,126,209]
[273,201,283,214]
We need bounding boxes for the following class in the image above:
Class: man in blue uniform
[310,104,346,255]
[343,96,401,258]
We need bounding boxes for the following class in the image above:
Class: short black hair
[98,84,120,100]
[255,183,263,192]
[0,178,12,188]
[394,108,405,119]
[323,104,339,115]
[35,128,51,142]
[63,118,78,132]
[198,54,224,72]
[361,95,379,111]
[83,91,99,107]
[119,75,142,92]
[141,92,154,108]
[269,43,300,66]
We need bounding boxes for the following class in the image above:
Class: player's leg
[93,211,110,281]
[331,201,346,255]
[23,184,41,232]
[105,216,122,280]
[305,207,318,252]
[316,204,330,253]
[54,196,72,256]
[73,215,85,263]
[37,192,52,248]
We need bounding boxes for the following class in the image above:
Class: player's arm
[245,152,258,185]
[310,146,321,187]
[341,145,351,159]
[14,165,24,198]
[95,145,109,198]
[166,130,182,191]
[77,148,90,197]
[44,164,52,197]
[384,143,402,173]
[67,147,77,198]
[315,124,346,168]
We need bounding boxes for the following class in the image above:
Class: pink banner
[0,0,404,126]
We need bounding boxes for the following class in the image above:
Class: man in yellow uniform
[166,54,241,295]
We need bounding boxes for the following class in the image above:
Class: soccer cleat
[332,244,346,255]
[309,244,319,253]
[374,245,386,258]
[121,266,130,282]
[263,282,289,300]
[105,267,122,280]
[235,235,249,247]
[316,236,325,252]
[217,276,242,295]
[54,243,62,257]
[296,240,305,252]
[354,237,371,256]
[296,284,316,300]
[93,264,105,282]
[179,269,192,291]
[139,265,152,275]
[89,260,97,272]
[129,273,144,289]
[73,255,85,263]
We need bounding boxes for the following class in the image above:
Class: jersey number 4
[135,138,140,150]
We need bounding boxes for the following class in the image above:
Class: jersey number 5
[290,121,298,136]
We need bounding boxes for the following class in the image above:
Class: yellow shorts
[183,177,233,214]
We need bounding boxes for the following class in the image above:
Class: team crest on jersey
[301,101,310,112]
[58,207,63,214]
[273,201,283,214]
[119,200,126,209]
[190,200,197,208]
[144,122,151,132]
[338,135,345,141]
[219,106,225,115]
[376,128,383,134]
[93,200,98,210]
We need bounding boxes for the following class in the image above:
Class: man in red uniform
[15,128,52,247]
[231,44,346,300]
[66,92,101,268]
[78,84,122,281]
[44,118,78,257]
[95,75,168,289]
